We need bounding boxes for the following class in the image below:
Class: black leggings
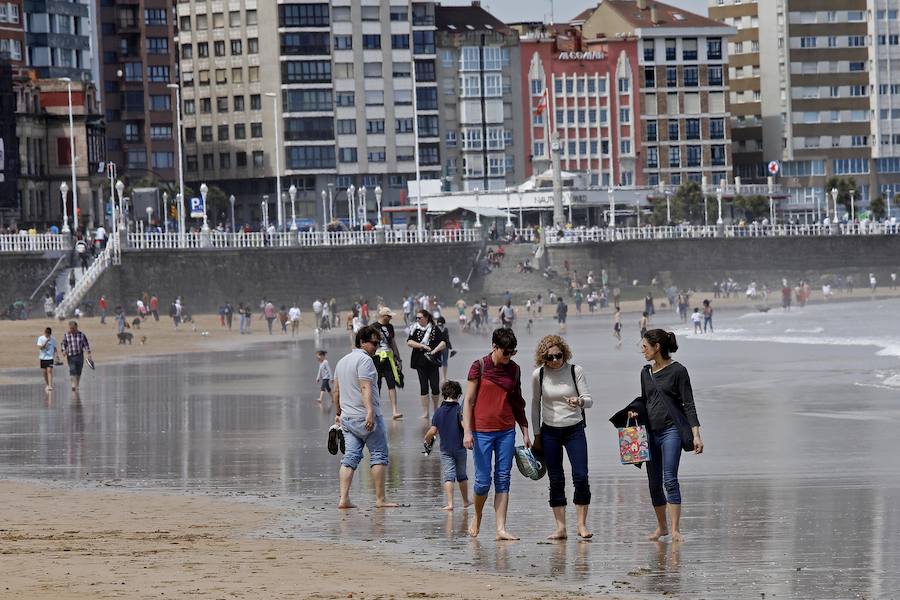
[416,364,440,396]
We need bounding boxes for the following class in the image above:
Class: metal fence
[0,234,68,252]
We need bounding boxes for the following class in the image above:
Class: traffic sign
[189,196,205,218]
[767,160,780,176]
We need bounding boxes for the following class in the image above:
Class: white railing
[0,234,68,252]
[126,228,481,249]
[54,238,117,319]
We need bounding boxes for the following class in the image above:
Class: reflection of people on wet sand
[423,380,471,511]
[531,335,592,540]
[332,325,399,509]
[612,329,703,543]
[463,328,530,541]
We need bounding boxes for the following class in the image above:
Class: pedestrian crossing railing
[54,239,117,319]
[125,228,481,249]
[0,233,68,252]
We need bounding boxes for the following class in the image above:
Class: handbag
[617,416,651,465]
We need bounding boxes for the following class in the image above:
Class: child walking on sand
[315,350,332,404]
[424,380,471,511]
[691,308,703,334]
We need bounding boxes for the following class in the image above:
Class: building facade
[23,0,93,80]
[584,0,735,189]
[435,2,525,192]
[709,0,900,220]
[0,0,25,69]
[96,0,178,188]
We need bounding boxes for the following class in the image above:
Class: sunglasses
[500,348,517,357]
[545,352,564,361]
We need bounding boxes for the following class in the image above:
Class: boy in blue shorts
[424,380,471,511]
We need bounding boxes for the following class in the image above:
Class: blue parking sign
[189,196,205,218]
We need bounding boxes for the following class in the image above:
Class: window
[334,63,354,78]
[217,97,228,112]
[668,121,679,141]
[646,120,657,142]
[185,127,197,143]
[186,155,198,171]
[279,4,329,27]
[396,118,414,134]
[251,95,261,110]
[147,65,169,82]
[251,122,263,138]
[484,73,502,97]
[337,119,356,135]
[833,158,868,174]
[361,5,379,20]
[685,145,701,167]
[334,35,352,50]
[229,10,241,27]
[363,34,381,50]
[149,95,170,111]
[284,117,334,141]
[665,39,676,61]
[850,85,866,97]
[283,89,332,112]
[418,115,439,137]
[367,147,386,163]
[393,62,411,78]
[217,125,229,141]
[684,66,698,87]
[415,60,436,82]
[707,38,722,60]
[666,67,677,87]
[253,151,264,168]
[390,6,407,21]
[366,119,385,134]
[144,8,166,25]
[198,42,209,58]
[181,43,193,59]
[419,143,440,165]
[618,77,630,93]
[483,47,502,70]
[364,62,382,78]
[644,40,655,62]
[445,130,457,146]
[180,16,191,31]
[196,14,207,29]
[849,61,866,72]
[202,154,214,170]
[708,66,723,86]
[391,34,409,49]
[683,38,697,61]
[644,67,656,88]
[219,153,231,169]
[848,35,866,47]
[710,118,725,139]
[394,89,412,105]
[232,67,243,84]
[200,98,211,113]
[124,62,142,82]
[234,123,246,139]
[669,146,681,168]
[800,36,816,48]
[215,40,225,57]
[184,100,195,115]
[127,150,147,169]
[336,92,354,107]
[416,87,438,110]
[647,147,658,168]
[231,40,243,55]
[339,148,357,163]
[282,61,331,83]
[236,152,247,168]
[146,37,168,55]
[413,30,435,54]
[462,128,482,150]
[123,123,141,143]
[215,69,227,84]
[248,38,258,54]
[332,6,350,21]
[619,108,630,124]
[621,140,632,154]
[213,12,224,28]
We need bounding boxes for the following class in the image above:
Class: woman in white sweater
[531,334,593,539]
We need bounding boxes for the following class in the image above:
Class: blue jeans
[646,425,683,506]
[541,422,590,507]
[440,448,468,482]
[703,316,713,332]
[472,428,516,496]
[340,415,389,470]
[239,314,248,334]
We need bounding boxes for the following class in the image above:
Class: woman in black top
[626,329,703,543]
[407,309,447,419]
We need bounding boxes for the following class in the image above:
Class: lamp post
[716,186,724,225]
[145,206,153,231]
[60,182,70,233]
[608,186,615,229]
[635,193,640,228]
[166,83,185,247]
[261,196,269,229]
[229,195,236,233]
[347,185,355,229]
[701,176,709,228]
[199,183,210,246]
[162,192,169,234]
[474,187,482,228]
[830,186,838,224]
[265,92,283,229]
[518,191,524,230]
[327,183,334,224]
[374,185,383,228]
[359,186,367,226]
[505,188,513,229]
[59,78,78,233]
[849,188,856,223]
[115,180,125,248]
[321,190,329,244]
[288,185,297,232]
[767,176,776,226]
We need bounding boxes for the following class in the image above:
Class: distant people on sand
[555,297,568,333]
[613,306,622,348]
[639,312,649,338]
[691,308,702,334]
[60,320,92,392]
[702,300,713,333]
[373,307,404,420]
[37,326,59,392]
[407,310,448,419]
[436,316,454,382]
[615,329,703,543]
[315,350,331,405]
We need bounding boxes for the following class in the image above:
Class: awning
[430,206,513,218]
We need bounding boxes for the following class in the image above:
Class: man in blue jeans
[332,325,400,509]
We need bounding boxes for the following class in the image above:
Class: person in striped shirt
[60,321,93,392]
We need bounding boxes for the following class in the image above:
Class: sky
[442,0,710,23]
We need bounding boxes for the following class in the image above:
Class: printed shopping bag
[618,418,651,465]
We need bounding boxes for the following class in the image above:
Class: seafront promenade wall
[0,253,60,310]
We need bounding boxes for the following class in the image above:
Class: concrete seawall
[0,253,61,311]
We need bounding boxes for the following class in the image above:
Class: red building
[517,21,642,187]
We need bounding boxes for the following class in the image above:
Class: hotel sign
[557,51,606,61]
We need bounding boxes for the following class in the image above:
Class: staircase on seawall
[477,242,562,303]
[54,242,118,319]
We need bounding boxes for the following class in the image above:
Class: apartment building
[97,1,178,187]
[584,0,735,189]
[518,19,639,187]
[0,0,24,68]
[176,0,280,224]
[435,2,525,192]
[710,0,900,220]
[23,0,93,80]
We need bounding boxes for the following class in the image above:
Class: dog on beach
[117,332,134,344]
[140,335,147,345]
[131,318,142,329]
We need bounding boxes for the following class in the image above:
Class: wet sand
[0,480,601,600]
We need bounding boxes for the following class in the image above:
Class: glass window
[363,34,381,49]
[391,34,409,49]
[279,4,329,27]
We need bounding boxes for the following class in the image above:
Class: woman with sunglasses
[463,328,530,540]
[531,335,593,540]
[407,309,448,419]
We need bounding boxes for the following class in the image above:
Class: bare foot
[496,529,519,541]
[375,501,401,508]
[468,517,481,537]
[463,501,472,508]
[392,413,404,420]
[421,413,429,420]
[547,529,567,540]
[577,528,593,539]
[671,531,684,543]
[648,528,669,541]
[337,501,357,509]
[441,505,453,511]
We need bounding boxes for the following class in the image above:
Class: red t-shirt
[467,354,528,432]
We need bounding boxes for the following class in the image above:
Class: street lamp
[60,182,70,233]
[115,180,125,243]
[849,188,856,223]
[374,185,383,228]
[288,185,297,232]
[59,77,78,233]
[261,196,269,229]
[830,187,838,223]
[167,83,185,246]
[474,187,482,228]
[145,206,153,231]
[608,186,615,229]
[359,186,367,225]
[767,176,776,226]
[665,189,672,225]
[716,186,724,225]
[505,188,513,228]
[701,176,709,228]
[162,191,169,233]
[265,92,283,229]
[321,189,328,241]
[327,183,334,224]
[229,194,236,233]
[199,183,209,232]
[347,185,355,229]
[518,191,524,230]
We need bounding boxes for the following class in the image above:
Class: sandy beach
[0,480,613,599]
